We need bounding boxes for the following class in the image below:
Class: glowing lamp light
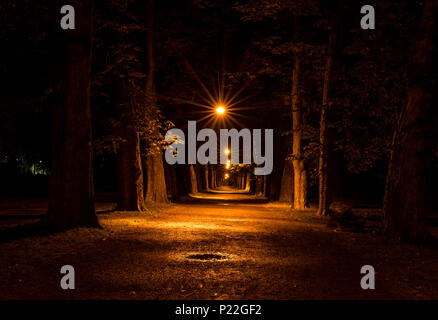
[215,105,226,115]
[224,149,230,155]
[224,173,229,179]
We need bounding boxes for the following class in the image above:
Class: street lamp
[215,105,226,115]
[224,149,230,155]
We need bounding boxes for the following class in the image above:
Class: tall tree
[111,0,147,211]
[383,0,438,242]
[47,0,99,228]
[144,0,169,203]
[291,12,307,209]
[317,2,342,216]
[234,0,321,207]
[189,165,198,193]
[115,80,146,211]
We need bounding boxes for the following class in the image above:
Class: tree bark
[144,0,168,203]
[291,54,307,209]
[245,172,251,192]
[114,0,147,211]
[208,166,214,189]
[255,176,264,196]
[317,8,341,216]
[116,114,146,211]
[383,0,438,242]
[195,164,204,191]
[263,175,268,197]
[189,164,198,193]
[145,153,168,202]
[47,0,98,229]
[204,165,210,190]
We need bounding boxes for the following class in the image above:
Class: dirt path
[0,188,437,299]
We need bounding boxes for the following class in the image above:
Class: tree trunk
[263,175,268,197]
[144,0,168,203]
[208,166,214,189]
[245,172,251,192]
[47,0,98,229]
[145,152,168,203]
[291,54,307,209]
[204,165,210,190]
[117,120,146,211]
[383,0,438,242]
[255,176,264,196]
[317,10,341,216]
[189,164,198,193]
[195,164,204,191]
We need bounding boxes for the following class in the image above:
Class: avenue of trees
[0,0,437,242]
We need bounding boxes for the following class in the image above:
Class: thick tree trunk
[113,0,147,211]
[291,54,307,209]
[383,0,438,242]
[47,0,98,229]
[117,122,146,211]
[144,0,168,203]
[145,153,169,203]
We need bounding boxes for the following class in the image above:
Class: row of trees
[35,0,438,242]
[1,0,436,243]
[232,0,438,241]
